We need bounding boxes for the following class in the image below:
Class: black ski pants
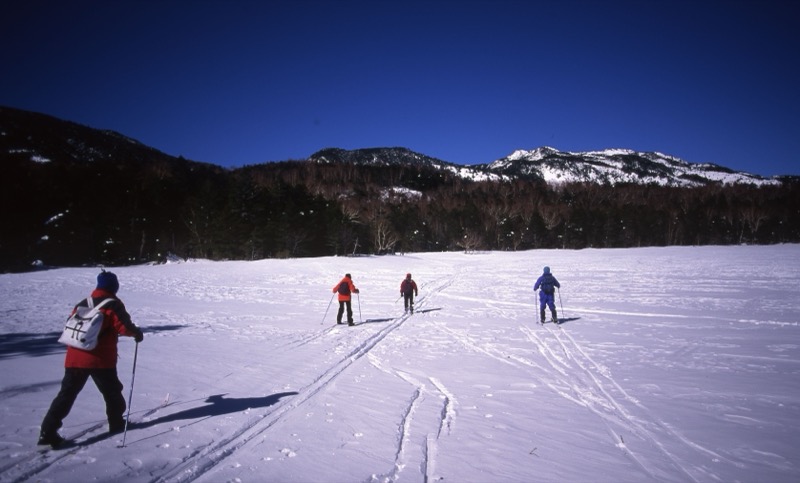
[403,292,415,312]
[41,367,126,435]
[336,300,353,323]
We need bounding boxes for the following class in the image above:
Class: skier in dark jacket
[39,270,144,448]
[533,266,561,324]
[400,273,419,314]
[332,273,359,326]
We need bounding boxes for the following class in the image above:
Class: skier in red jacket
[332,273,359,326]
[400,273,418,314]
[38,270,144,448]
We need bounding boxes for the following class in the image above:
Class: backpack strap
[94,298,116,311]
[82,297,115,314]
[88,299,117,337]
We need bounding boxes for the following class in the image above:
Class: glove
[133,329,144,343]
[354,289,360,294]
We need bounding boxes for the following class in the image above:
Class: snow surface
[1,245,799,482]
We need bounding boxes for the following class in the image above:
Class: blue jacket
[534,273,560,294]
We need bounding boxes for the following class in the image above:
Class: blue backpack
[540,276,555,295]
[338,281,351,296]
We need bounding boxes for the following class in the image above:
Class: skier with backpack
[400,273,418,314]
[38,270,144,448]
[332,273,359,326]
[534,266,561,324]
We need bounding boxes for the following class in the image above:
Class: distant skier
[534,266,561,324]
[400,273,418,314]
[332,273,359,326]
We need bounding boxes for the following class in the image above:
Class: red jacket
[400,278,418,295]
[64,289,140,369]
[332,277,358,302]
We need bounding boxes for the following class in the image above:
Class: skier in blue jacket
[534,266,561,324]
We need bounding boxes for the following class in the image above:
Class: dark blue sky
[2,0,798,176]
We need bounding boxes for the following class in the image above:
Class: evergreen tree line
[3,158,799,272]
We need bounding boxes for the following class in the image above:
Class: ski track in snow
[2,246,799,482]
[139,273,459,483]
[364,363,457,483]
[149,318,412,482]
[536,324,702,481]
[434,312,730,482]
[2,398,177,483]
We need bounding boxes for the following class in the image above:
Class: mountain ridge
[1,105,789,187]
[308,145,782,187]
[480,146,780,187]
[2,105,799,271]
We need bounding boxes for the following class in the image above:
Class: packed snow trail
[1,246,798,482]
[2,397,177,483]
[150,318,412,482]
[148,273,459,482]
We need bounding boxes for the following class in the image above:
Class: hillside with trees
[2,106,798,272]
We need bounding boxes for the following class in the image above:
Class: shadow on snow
[0,325,189,360]
[75,392,298,447]
[543,317,581,326]
[122,392,299,438]
[360,307,442,325]
[362,318,395,324]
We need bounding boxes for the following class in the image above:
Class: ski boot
[109,419,126,435]
[37,431,66,448]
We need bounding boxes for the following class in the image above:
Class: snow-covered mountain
[1,106,788,186]
[484,146,780,186]
[309,147,506,182]
[309,146,783,186]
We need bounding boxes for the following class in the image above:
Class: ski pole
[321,293,335,325]
[357,292,363,323]
[557,287,565,319]
[119,341,139,448]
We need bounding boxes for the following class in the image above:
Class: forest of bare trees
[4,106,797,272]
[177,161,799,260]
[3,154,799,272]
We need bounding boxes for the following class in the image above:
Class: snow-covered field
[1,245,799,482]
